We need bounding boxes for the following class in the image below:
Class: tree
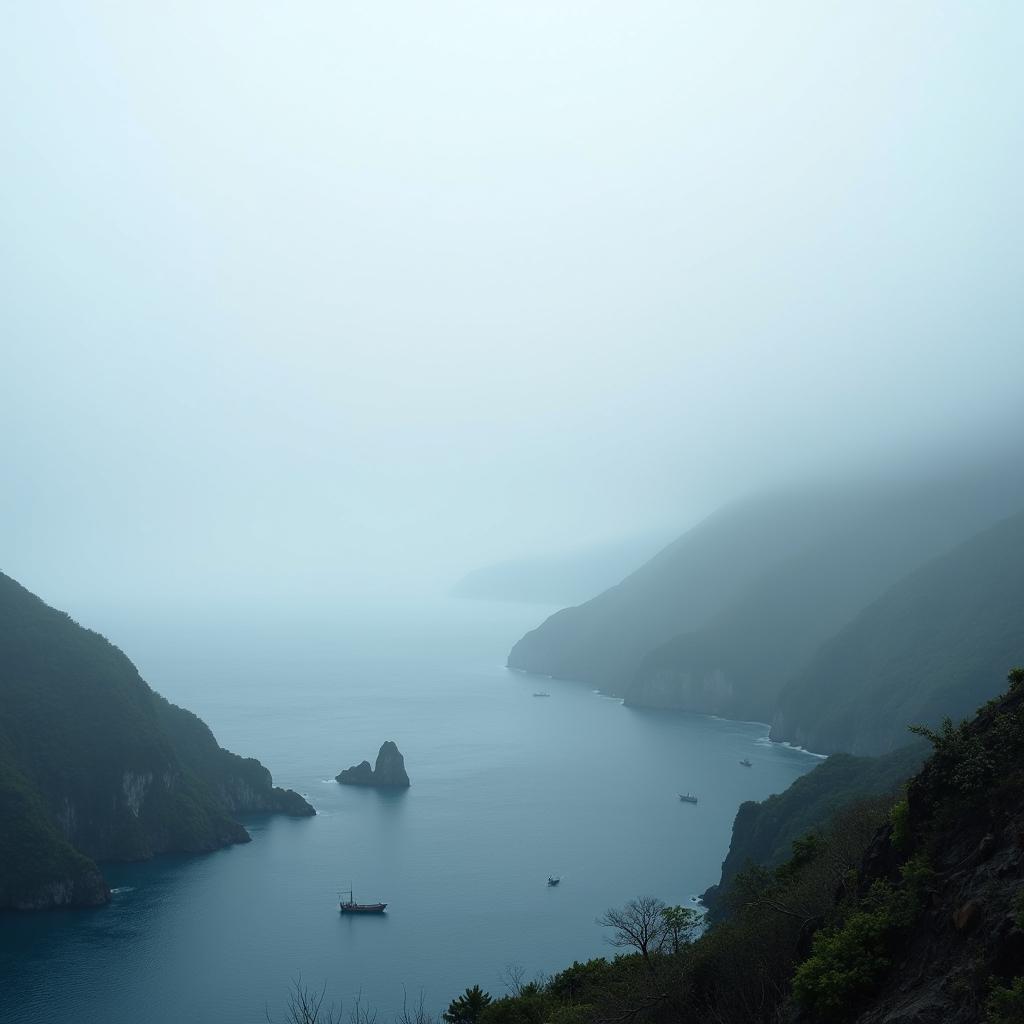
[443,985,492,1024]
[659,905,700,954]
[268,978,342,1024]
[597,896,668,968]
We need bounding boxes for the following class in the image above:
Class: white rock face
[56,796,77,839]
[121,772,153,817]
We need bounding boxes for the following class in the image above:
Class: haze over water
[0,598,819,1024]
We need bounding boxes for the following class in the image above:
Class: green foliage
[909,716,997,792]
[478,989,549,1024]
[792,856,931,1017]
[986,977,1024,1024]
[547,959,613,1003]
[791,902,894,1018]
[443,986,492,1024]
[889,797,910,852]
[660,905,701,953]
[774,831,825,883]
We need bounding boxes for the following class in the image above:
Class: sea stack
[336,741,411,788]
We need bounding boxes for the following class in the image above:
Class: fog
[3,2,1022,612]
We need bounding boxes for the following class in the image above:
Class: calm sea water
[0,598,820,1024]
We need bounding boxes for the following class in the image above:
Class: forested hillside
[509,472,1024,708]
[770,508,1024,755]
[0,572,313,910]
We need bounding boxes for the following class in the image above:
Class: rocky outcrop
[337,741,410,788]
[701,745,925,923]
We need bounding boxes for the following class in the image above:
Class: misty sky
[3,3,1023,609]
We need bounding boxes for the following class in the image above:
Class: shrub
[986,976,1024,1024]
[889,797,910,853]
[792,866,928,1019]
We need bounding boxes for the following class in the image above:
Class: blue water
[0,598,820,1024]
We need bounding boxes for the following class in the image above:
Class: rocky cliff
[0,572,314,910]
[702,745,925,923]
[800,669,1024,1023]
[337,741,410,787]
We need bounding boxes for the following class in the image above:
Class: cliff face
[0,572,314,910]
[833,672,1024,1024]
[337,741,410,787]
[702,745,925,922]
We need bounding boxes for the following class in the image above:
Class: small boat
[339,887,387,914]
[532,692,551,697]
[547,876,560,886]
[739,758,753,767]
[679,793,698,804]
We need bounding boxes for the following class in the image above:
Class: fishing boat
[678,793,698,804]
[739,758,753,767]
[532,692,551,697]
[547,875,560,886]
[339,887,387,914]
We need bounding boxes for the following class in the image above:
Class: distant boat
[532,692,551,697]
[547,876,560,886]
[679,793,698,804]
[339,887,387,914]
[739,758,753,767]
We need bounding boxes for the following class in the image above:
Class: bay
[0,598,820,1023]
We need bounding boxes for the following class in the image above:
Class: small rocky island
[336,741,411,787]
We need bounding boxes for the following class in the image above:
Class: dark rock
[952,901,982,933]
[336,742,410,788]
[337,760,375,785]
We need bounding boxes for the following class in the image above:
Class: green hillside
[508,485,900,690]
[625,508,981,719]
[0,572,313,910]
[509,473,1024,710]
[770,508,1024,755]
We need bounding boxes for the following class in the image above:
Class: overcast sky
[3,2,1022,610]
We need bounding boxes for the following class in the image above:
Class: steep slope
[701,744,925,922]
[626,500,993,719]
[508,486,894,690]
[770,508,1024,755]
[0,572,313,910]
[796,669,1024,1024]
[509,471,1024,701]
